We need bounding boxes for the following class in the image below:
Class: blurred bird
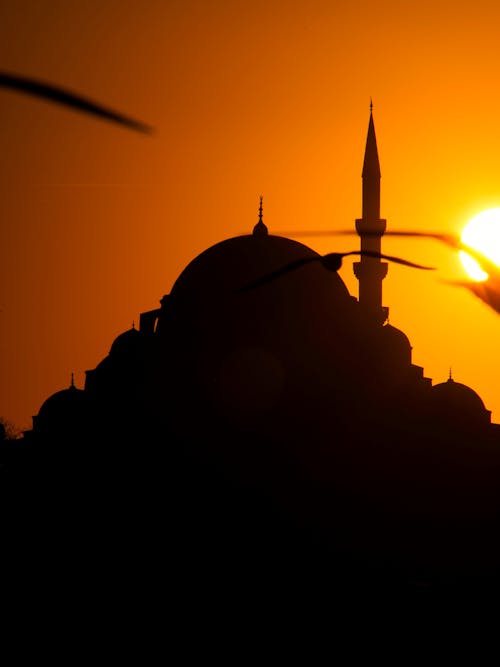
[237,249,434,293]
[300,228,500,315]
[377,230,500,315]
[0,71,153,133]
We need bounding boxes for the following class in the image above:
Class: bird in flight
[298,228,500,316]
[0,70,153,133]
[237,249,434,293]
[375,230,500,316]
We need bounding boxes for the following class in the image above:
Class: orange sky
[2,0,500,428]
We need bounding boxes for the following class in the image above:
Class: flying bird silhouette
[302,228,500,316]
[377,230,500,315]
[237,250,434,293]
[0,71,153,133]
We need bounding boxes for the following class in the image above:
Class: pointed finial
[370,97,373,113]
[253,195,268,236]
[362,104,381,179]
[71,372,75,388]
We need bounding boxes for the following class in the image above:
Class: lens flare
[460,208,500,281]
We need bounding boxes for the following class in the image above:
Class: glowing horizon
[3,1,500,427]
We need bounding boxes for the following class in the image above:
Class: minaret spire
[353,106,388,324]
[362,109,382,216]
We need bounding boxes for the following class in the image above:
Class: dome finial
[448,367,453,381]
[70,372,75,388]
[132,320,135,330]
[253,195,268,236]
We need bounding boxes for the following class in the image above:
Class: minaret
[353,105,389,324]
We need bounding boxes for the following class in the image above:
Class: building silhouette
[10,111,500,589]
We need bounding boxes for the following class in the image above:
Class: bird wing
[236,257,318,292]
[332,229,500,278]
[332,228,459,245]
[369,230,459,246]
[442,279,500,315]
[344,250,435,270]
[0,71,153,133]
[456,242,500,280]
[380,231,500,279]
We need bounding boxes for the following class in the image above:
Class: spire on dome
[253,195,268,236]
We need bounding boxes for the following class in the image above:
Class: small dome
[378,323,412,366]
[382,324,411,348]
[431,378,490,427]
[35,384,88,436]
[110,326,143,358]
[433,378,486,411]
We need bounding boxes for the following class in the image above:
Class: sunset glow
[3,1,500,427]
[460,208,500,281]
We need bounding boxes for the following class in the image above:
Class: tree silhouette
[0,417,21,441]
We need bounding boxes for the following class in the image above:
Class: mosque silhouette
[9,111,500,591]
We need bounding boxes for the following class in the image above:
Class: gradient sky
[2,0,500,428]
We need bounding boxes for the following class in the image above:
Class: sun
[460,208,500,282]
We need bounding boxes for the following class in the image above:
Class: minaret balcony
[353,260,388,282]
[355,218,387,236]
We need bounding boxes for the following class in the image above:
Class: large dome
[154,230,383,437]
[169,233,351,305]
[157,231,360,356]
[157,232,363,374]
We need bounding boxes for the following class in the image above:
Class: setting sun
[460,208,500,282]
